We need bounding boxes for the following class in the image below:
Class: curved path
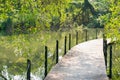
[44,39,108,80]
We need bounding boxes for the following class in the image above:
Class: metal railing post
[76,31,78,45]
[27,59,31,80]
[64,36,67,55]
[103,34,107,69]
[85,29,87,41]
[96,28,98,39]
[56,40,59,64]
[44,46,48,77]
[69,34,71,50]
[109,45,112,79]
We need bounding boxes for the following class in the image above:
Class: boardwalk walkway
[44,39,108,80]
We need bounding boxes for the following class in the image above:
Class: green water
[0,28,103,80]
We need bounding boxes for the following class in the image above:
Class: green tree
[0,0,72,34]
[100,0,120,42]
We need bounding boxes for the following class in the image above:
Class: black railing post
[44,46,48,78]
[69,34,71,50]
[76,31,78,45]
[85,29,87,41]
[96,28,98,39]
[27,59,31,80]
[64,36,67,55]
[56,40,59,64]
[103,34,107,69]
[109,45,112,79]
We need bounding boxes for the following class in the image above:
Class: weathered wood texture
[44,39,108,80]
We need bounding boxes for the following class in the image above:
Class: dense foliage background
[0,0,111,35]
[100,0,120,43]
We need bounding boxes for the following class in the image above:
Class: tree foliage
[0,0,113,35]
[0,0,72,34]
[100,0,120,42]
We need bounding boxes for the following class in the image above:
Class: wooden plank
[44,39,108,80]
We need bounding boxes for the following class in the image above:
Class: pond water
[0,28,103,80]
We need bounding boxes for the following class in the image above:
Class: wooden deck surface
[44,39,108,80]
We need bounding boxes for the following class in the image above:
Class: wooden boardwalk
[44,39,108,80]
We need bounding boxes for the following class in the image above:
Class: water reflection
[1,66,44,80]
